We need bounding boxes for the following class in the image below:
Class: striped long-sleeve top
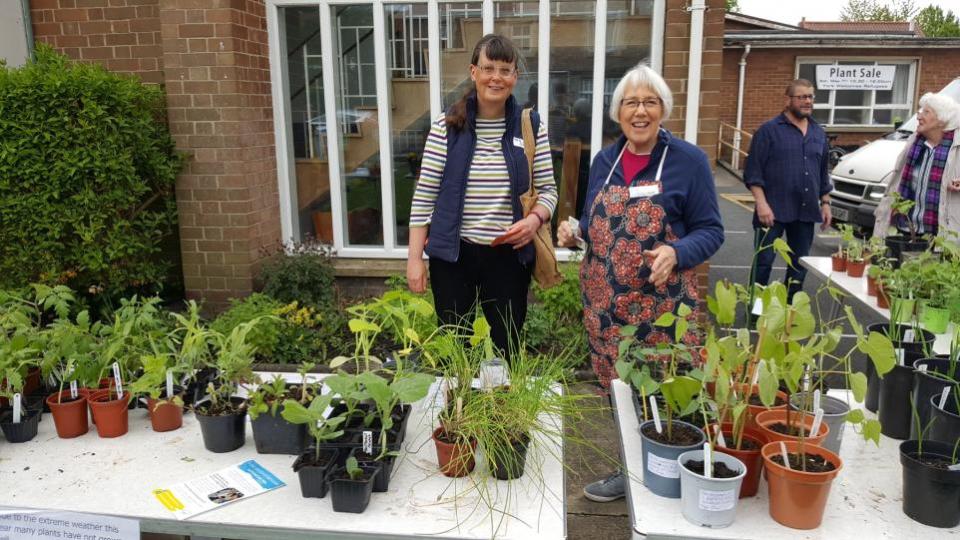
[409,114,558,245]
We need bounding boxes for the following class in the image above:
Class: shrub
[0,45,181,293]
[210,294,284,359]
[261,240,336,311]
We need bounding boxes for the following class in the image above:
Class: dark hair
[785,78,814,96]
[445,34,521,131]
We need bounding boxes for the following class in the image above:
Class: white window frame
[795,57,918,129]
[267,0,665,259]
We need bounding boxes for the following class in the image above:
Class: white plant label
[646,452,679,479]
[703,442,712,479]
[919,364,928,372]
[751,297,763,316]
[698,488,736,512]
[166,370,175,399]
[12,393,21,424]
[810,408,825,437]
[714,425,727,448]
[948,463,960,471]
[649,394,662,433]
[813,389,821,413]
[895,348,906,365]
[802,375,810,393]
[69,380,78,399]
[362,430,373,455]
[940,387,951,409]
[780,441,791,470]
[904,329,915,342]
[112,362,124,399]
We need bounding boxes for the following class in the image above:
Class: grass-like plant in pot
[899,403,960,528]
[281,392,347,498]
[247,362,318,455]
[193,318,262,453]
[329,456,381,513]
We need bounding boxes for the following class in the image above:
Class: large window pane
[834,109,869,125]
[386,3,431,246]
[439,2,482,110]
[549,0,596,228]
[603,1,654,146]
[835,90,869,107]
[876,64,909,104]
[281,6,331,242]
[333,5,383,246]
[494,1,539,109]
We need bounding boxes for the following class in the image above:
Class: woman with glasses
[557,64,724,502]
[406,34,558,359]
[874,92,960,241]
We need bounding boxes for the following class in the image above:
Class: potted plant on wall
[281,392,347,498]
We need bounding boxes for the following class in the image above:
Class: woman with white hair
[874,91,960,239]
[556,64,724,502]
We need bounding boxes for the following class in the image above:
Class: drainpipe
[683,0,707,144]
[733,44,751,170]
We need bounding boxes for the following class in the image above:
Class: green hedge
[0,45,181,293]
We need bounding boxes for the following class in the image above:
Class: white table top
[0,373,565,540]
[800,256,954,355]
[611,379,958,540]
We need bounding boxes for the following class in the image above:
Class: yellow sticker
[153,488,185,511]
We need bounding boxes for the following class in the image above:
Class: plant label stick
[166,370,175,399]
[12,393,21,424]
[895,348,906,365]
[940,387,951,410]
[813,389,821,413]
[69,380,78,399]
[904,329,914,342]
[949,463,960,471]
[649,395,663,434]
[112,362,124,399]
[363,430,373,455]
[918,364,928,372]
[751,298,763,316]
[703,442,712,478]
[810,408,825,437]
[751,359,765,387]
[714,424,727,447]
[779,442,791,470]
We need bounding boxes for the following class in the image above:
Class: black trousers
[429,241,532,361]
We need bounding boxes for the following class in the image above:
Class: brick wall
[662,0,724,164]
[720,46,960,147]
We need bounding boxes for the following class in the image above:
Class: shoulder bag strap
[521,108,537,198]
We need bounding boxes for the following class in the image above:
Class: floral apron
[580,145,701,389]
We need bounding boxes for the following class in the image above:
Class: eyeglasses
[620,98,662,112]
[476,64,517,78]
[790,94,816,101]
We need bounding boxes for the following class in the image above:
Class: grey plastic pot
[789,392,849,455]
[639,419,705,499]
[678,449,747,528]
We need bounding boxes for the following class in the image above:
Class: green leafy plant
[210,294,284,360]
[0,44,181,294]
[329,302,383,372]
[260,240,337,311]
[281,393,347,462]
[344,456,364,480]
[357,369,433,458]
[201,319,263,414]
[890,192,919,242]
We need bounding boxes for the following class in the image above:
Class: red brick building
[8,0,727,309]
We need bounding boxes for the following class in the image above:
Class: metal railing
[717,122,752,177]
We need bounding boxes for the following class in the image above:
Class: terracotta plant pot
[877,283,891,309]
[830,254,846,272]
[735,383,788,431]
[715,422,767,498]
[754,409,828,447]
[46,390,89,438]
[866,274,878,297]
[845,259,866,278]
[762,441,842,529]
[87,390,131,438]
[432,426,477,478]
[147,397,183,432]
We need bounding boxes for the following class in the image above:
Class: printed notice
[0,509,138,540]
[152,460,284,520]
[646,453,679,479]
[698,489,736,512]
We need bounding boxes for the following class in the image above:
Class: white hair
[608,63,674,123]
[919,92,960,131]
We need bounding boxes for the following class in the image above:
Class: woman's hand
[557,220,577,248]
[644,245,677,287]
[497,214,542,249]
[949,178,960,192]
[407,256,427,293]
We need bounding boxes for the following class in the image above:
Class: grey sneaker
[583,470,626,502]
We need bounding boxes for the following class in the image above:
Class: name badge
[513,137,524,148]
[629,184,660,198]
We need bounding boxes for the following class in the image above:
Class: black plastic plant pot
[865,359,880,413]
[183,368,218,407]
[928,393,960,446]
[865,322,933,415]
[899,440,960,528]
[911,358,956,440]
[194,398,247,453]
[885,236,929,267]
[0,408,41,443]
[879,363,915,440]
[330,464,381,513]
[350,448,395,493]
[492,435,531,481]
[24,395,44,422]
[293,448,340,498]
[251,408,308,455]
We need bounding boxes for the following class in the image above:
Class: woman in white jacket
[874,92,960,240]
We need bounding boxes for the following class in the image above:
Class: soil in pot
[899,440,960,528]
[762,441,843,529]
[678,449,747,528]
[715,424,766,498]
[911,358,955,440]
[46,390,88,438]
[88,390,131,438]
[292,448,340,498]
[754,409,828,446]
[432,427,478,478]
[639,419,705,499]
[769,452,837,472]
[350,449,395,493]
[928,393,960,446]
[330,464,380,513]
[0,408,41,443]
[195,397,247,453]
[682,459,739,478]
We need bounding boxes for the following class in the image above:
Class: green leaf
[860,331,896,377]
[390,373,433,403]
[279,399,313,425]
[849,372,868,402]
[660,375,700,414]
[862,418,882,445]
[846,408,864,424]
[653,312,676,328]
[757,362,778,407]
[348,319,379,334]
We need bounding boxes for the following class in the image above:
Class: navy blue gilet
[424,93,540,265]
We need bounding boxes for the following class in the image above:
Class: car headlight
[866,185,885,200]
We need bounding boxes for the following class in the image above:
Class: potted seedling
[830,223,853,272]
[248,363,318,455]
[281,392,347,498]
[845,237,867,278]
[329,456,381,513]
[761,438,842,529]
[330,303,383,373]
[363,289,437,369]
[886,192,929,265]
[432,326,485,478]
[928,381,960,446]
[911,331,959,439]
[900,404,960,528]
[169,301,217,407]
[193,319,262,453]
[916,257,953,334]
[677,440,747,528]
[127,353,185,432]
[0,341,41,443]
